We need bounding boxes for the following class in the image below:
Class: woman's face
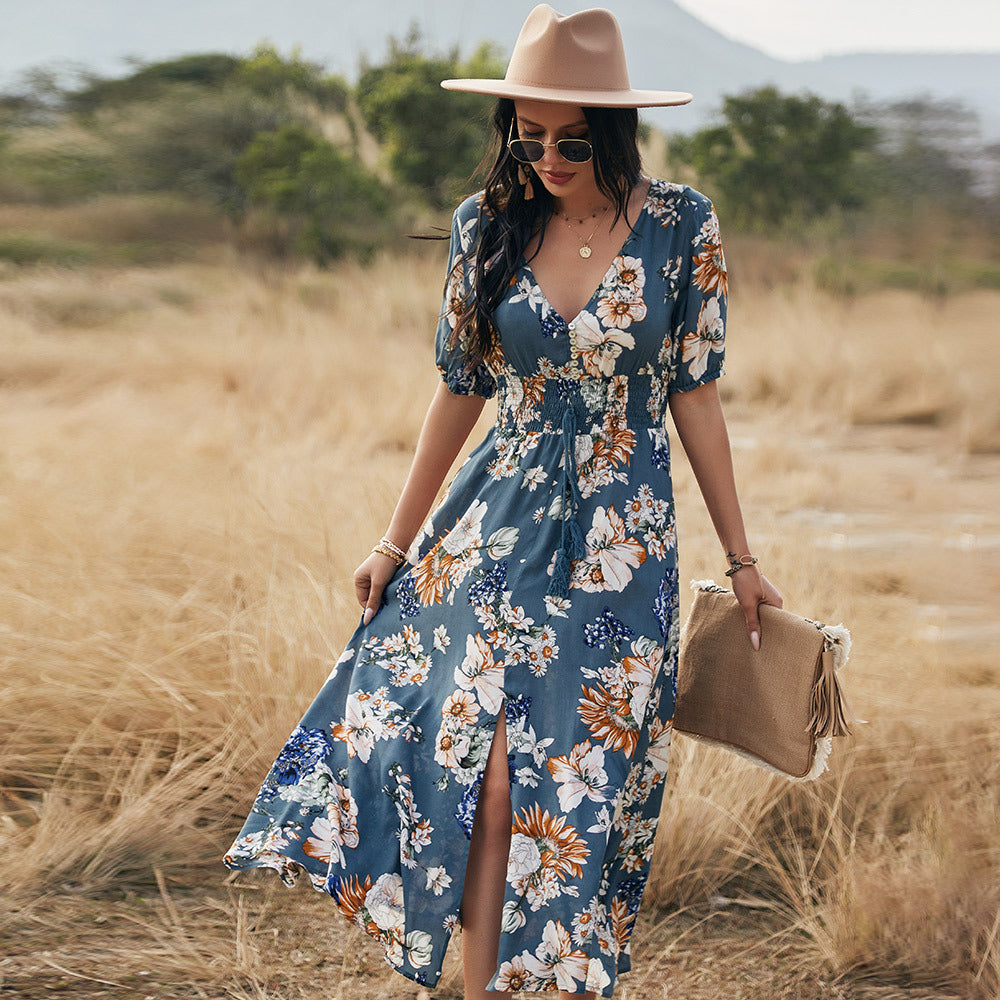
[512,99,598,202]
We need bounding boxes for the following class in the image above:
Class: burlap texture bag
[675,581,853,780]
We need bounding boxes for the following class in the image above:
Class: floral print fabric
[223,179,726,997]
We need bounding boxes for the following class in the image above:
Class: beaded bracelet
[372,537,407,566]
[724,553,758,578]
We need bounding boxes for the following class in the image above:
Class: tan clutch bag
[675,580,854,780]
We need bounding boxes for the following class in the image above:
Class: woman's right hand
[354,552,401,626]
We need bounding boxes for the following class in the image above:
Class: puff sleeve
[434,200,497,399]
[667,193,727,394]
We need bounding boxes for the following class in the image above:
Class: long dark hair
[449,98,642,372]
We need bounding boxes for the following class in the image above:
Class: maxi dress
[223,178,727,997]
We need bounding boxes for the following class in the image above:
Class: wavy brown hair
[448,98,642,373]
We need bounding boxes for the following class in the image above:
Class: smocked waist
[495,373,664,433]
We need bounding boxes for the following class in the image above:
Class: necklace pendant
[579,245,592,259]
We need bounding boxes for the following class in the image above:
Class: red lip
[542,170,573,184]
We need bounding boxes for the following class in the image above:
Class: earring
[517,163,534,201]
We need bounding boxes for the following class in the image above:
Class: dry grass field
[1,241,998,999]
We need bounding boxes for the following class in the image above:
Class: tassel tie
[546,404,586,598]
[808,647,853,738]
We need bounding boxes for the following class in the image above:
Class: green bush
[234,123,392,263]
[0,233,95,266]
[357,37,502,207]
[101,83,294,210]
[66,54,244,114]
[682,86,877,231]
[234,43,349,111]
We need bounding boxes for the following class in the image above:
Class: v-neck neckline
[521,180,654,327]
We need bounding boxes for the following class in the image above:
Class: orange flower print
[692,211,728,297]
[332,873,374,925]
[610,896,636,952]
[411,541,455,606]
[578,683,640,756]
[591,416,635,468]
[511,803,590,881]
[572,506,646,593]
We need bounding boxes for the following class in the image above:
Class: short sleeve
[668,193,727,394]
[434,199,497,399]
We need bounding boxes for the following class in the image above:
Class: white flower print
[544,594,571,617]
[587,957,612,991]
[680,295,725,380]
[434,729,471,769]
[455,633,505,716]
[507,832,543,880]
[523,919,591,992]
[573,505,647,593]
[486,525,519,558]
[547,739,611,812]
[433,625,450,652]
[496,954,532,990]
[364,872,405,932]
[301,781,359,866]
[573,310,635,376]
[587,805,614,835]
[501,899,527,933]
[424,866,452,896]
[442,499,487,556]
[405,929,434,968]
[509,274,546,312]
[521,465,547,491]
[330,692,379,762]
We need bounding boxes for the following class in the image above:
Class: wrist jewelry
[724,553,758,578]
[372,537,407,566]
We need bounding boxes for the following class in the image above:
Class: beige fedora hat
[441,4,691,108]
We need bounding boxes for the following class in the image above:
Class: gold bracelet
[378,536,407,560]
[371,540,405,566]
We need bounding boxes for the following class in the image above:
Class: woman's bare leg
[458,712,597,1000]
[460,713,512,999]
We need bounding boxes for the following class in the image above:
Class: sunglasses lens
[509,139,544,162]
[558,140,593,163]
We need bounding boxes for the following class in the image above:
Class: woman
[224,6,783,999]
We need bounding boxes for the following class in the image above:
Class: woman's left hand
[730,568,783,651]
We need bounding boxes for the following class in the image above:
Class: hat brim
[441,78,692,108]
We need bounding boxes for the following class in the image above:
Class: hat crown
[505,5,631,94]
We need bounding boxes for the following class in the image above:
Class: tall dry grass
[0,247,998,998]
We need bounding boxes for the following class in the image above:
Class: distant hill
[3,0,999,138]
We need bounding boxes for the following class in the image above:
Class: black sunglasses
[507,120,594,164]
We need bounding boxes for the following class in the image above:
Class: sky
[673,0,1000,60]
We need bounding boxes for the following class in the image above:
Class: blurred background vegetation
[0,36,998,289]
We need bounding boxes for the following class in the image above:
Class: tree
[234,43,349,112]
[234,123,392,263]
[356,33,503,207]
[684,87,877,229]
[853,95,981,208]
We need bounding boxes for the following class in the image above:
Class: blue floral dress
[223,178,727,997]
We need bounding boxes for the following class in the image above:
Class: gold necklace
[558,203,612,259]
